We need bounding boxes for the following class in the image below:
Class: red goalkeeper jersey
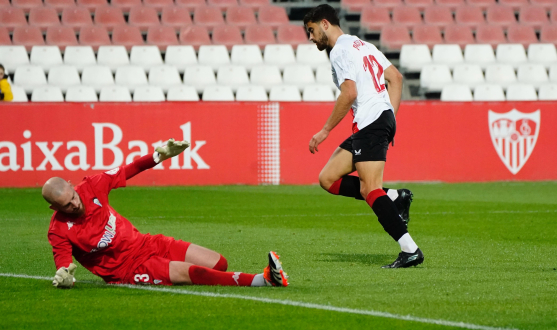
[47,157,160,283]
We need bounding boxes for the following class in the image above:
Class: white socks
[398,233,418,253]
[250,273,266,287]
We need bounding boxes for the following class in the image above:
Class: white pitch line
[0,273,518,330]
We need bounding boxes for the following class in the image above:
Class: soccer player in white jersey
[304,4,424,268]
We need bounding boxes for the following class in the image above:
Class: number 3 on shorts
[134,274,150,283]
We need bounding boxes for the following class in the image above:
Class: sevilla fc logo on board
[488,109,540,175]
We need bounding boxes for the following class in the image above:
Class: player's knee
[318,172,334,191]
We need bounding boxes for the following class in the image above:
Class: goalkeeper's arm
[124,138,190,180]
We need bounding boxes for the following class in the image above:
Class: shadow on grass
[319,253,393,266]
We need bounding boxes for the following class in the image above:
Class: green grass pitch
[0,182,556,330]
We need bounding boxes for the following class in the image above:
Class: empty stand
[161,6,192,31]
[250,64,282,91]
[400,44,432,72]
[452,63,485,87]
[540,24,557,45]
[64,45,96,72]
[440,84,473,101]
[413,25,443,49]
[12,0,43,13]
[130,45,164,70]
[32,86,65,102]
[212,25,244,50]
[473,84,505,101]
[230,44,263,70]
[506,83,537,100]
[235,86,268,101]
[14,65,47,93]
[208,0,239,12]
[128,6,160,32]
[244,24,276,49]
[496,43,527,68]
[548,63,557,81]
[392,6,423,29]
[485,63,517,88]
[148,65,182,92]
[45,0,76,13]
[198,45,230,70]
[184,65,216,93]
[475,25,507,47]
[48,65,81,92]
[528,43,557,67]
[0,46,30,72]
[30,45,63,72]
[464,44,496,68]
[143,0,174,12]
[455,5,486,29]
[29,7,61,32]
[62,7,94,32]
[423,5,454,29]
[420,64,453,91]
[194,6,225,31]
[147,26,180,51]
[226,6,257,29]
[111,0,141,13]
[258,6,289,30]
[432,44,464,68]
[530,0,557,10]
[269,85,301,101]
[94,6,126,32]
[342,0,373,12]
[435,0,465,10]
[97,45,130,72]
[380,25,411,51]
[82,65,115,92]
[263,44,296,69]
[165,45,197,72]
[79,25,111,51]
[0,27,10,45]
[216,65,250,91]
[405,0,434,10]
[115,65,148,92]
[77,0,108,13]
[112,25,144,51]
[276,24,308,46]
[175,0,206,12]
[538,84,557,100]
[202,85,235,101]
[519,5,549,29]
[66,86,98,102]
[465,0,496,10]
[507,25,538,47]
[315,65,336,89]
[283,64,315,91]
[302,85,335,101]
[133,86,165,101]
[100,86,132,101]
[373,0,403,10]
[486,5,516,29]
[360,6,391,32]
[13,27,45,51]
[239,0,270,11]
[179,26,212,50]
[10,86,29,102]
[46,26,79,50]
[516,63,549,88]
[444,24,475,48]
[499,0,529,10]
[166,86,199,101]
[297,44,329,69]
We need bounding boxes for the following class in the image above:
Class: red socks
[213,255,228,271]
[188,265,255,286]
[327,179,342,195]
[365,188,387,207]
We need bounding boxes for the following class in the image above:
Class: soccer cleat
[381,248,424,269]
[263,251,289,287]
[394,189,413,227]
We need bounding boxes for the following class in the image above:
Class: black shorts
[339,110,396,163]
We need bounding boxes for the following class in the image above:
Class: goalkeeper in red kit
[43,138,288,289]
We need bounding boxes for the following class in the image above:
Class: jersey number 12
[363,55,385,93]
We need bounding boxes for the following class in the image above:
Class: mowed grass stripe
[0,273,519,330]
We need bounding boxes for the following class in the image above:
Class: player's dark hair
[303,4,340,27]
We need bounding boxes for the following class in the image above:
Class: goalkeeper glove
[154,138,190,163]
[52,263,77,289]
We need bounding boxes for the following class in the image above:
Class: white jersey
[330,34,394,133]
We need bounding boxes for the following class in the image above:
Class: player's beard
[314,32,329,51]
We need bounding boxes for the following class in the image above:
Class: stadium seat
[128,6,160,32]
[276,24,308,46]
[540,24,557,45]
[499,0,529,10]
[239,0,270,11]
[452,63,484,87]
[548,63,557,81]
[473,84,505,100]
[147,26,180,51]
[81,65,114,92]
[302,85,335,102]
[250,64,282,91]
[29,7,61,32]
[14,65,47,93]
[115,65,148,92]
[283,64,315,91]
[528,43,557,68]
[264,44,296,69]
[10,85,29,102]
[202,85,235,101]
[166,86,199,101]
[13,27,45,52]
[269,85,301,101]
[244,24,276,49]
[0,27,11,45]
[226,6,256,29]
[77,0,108,13]
[30,45,63,72]
[230,45,263,71]
[423,5,454,29]
[464,44,495,68]
[235,85,268,101]
[194,6,225,31]
[111,0,141,13]
[315,65,336,90]
[420,64,453,91]
[64,45,96,72]
[400,44,432,72]
[216,65,249,92]
[0,46,30,72]
[392,6,423,29]
[208,0,238,12]
[373,0,403,10]
[11,0,42,13]
[94,7,126,32]
[475,24,507,47]
[46,26,79,50]
[342,0,372,12]
[507,25,538,48]
[161,6,192,31]
[412,25,443,49]
[485,63,517,88]
[143,0,174,13]
[179,26,212,50]
[79,25,111,51]
[130,45,163,70]
[31,86,65,102]
[516,63,549,88]
[133,86,165,101]
[45,0,76,13]
[48,65,81,92]
[165,45,197,73]
[197,45,230,70]
[465,0,496,10]
[496,43,527,68]
[212,25,244,50]
[538,83,557,100]
[0,0,8,7]
[62,7,94,32]
[175,0,206,12]
[148,65,182,92]
[99,85,132,101]
[444,25,475,48]
[506,83,537,100]
[66,86,98,102]
[184,65,216,93]
[297,44,329,69]
[530,0,557,10]
[404,0,434,10]
[112,25,144,51]
[360,6,391,32]
[519,6,549,29]
[440,84,473,101]
[432,44,464,69]
[258,6,289,30]
[435,0,465,10]
[454,5,485,29]
[486,5,516,29]
[97,45,130,72]
[380,25,411,51]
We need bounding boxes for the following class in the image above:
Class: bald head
[42,177,70,205]
[42,177,84,216]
